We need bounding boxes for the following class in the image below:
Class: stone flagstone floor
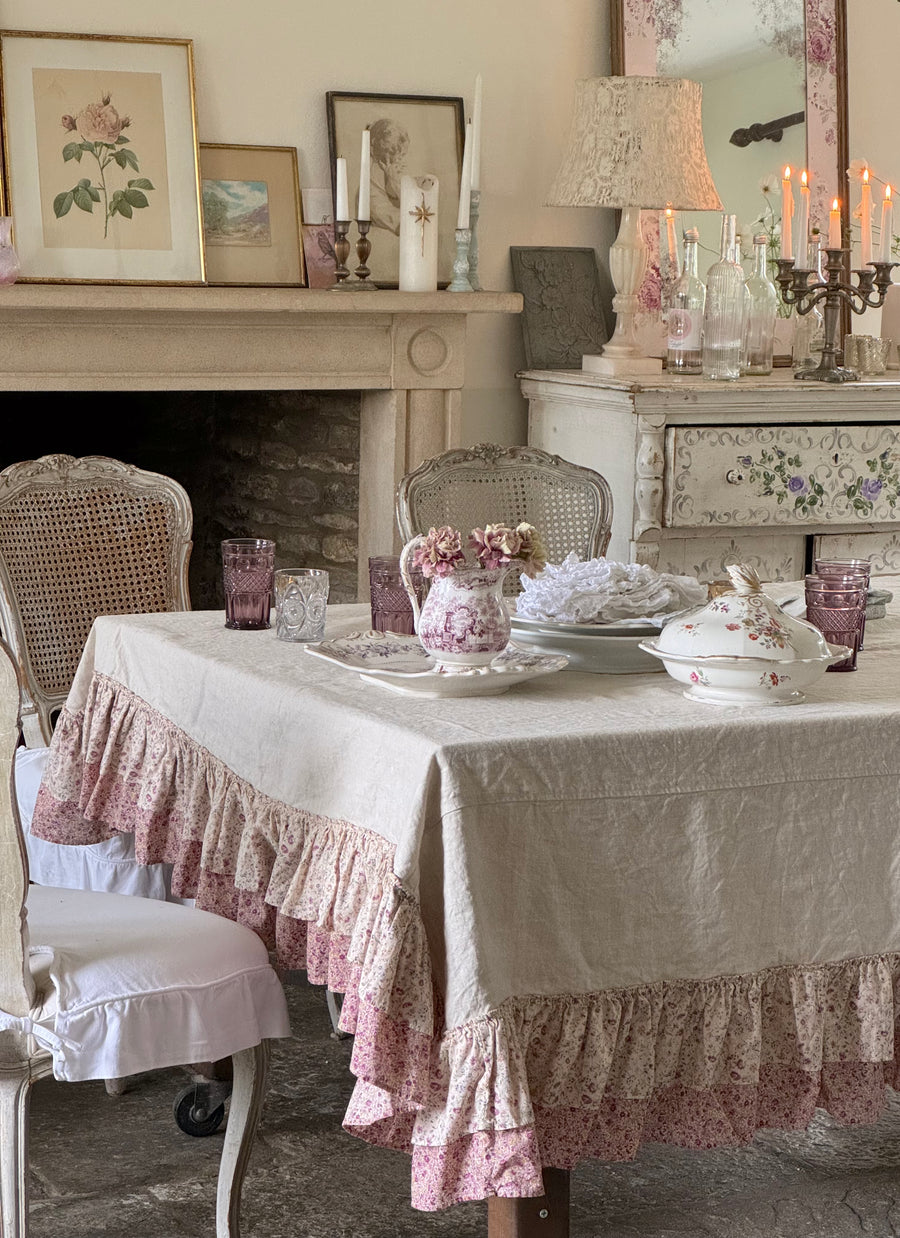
[26,978,900,1238]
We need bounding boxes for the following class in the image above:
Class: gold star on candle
[409,193,435,256]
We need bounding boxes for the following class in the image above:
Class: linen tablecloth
[31,588,900,1209]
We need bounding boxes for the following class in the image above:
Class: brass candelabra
[775,248,897,382]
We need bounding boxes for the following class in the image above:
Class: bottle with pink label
[666,227,704,375]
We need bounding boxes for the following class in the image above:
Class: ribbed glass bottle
[741,233,778,374]
[666,228,705,375]
[702,214,747,381]
[792,236,825,372]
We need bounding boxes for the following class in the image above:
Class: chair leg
[325,989,349,1040]
[215,1041,270,1238]
[0,1060,35,1238]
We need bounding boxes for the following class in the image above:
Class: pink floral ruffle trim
[30,674,900,1210]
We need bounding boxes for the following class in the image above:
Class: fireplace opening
[2,389,361,608]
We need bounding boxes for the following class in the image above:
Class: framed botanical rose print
[0,30,205,284]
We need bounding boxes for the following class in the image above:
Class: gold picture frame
[0,29,205,284]
[199,143,305,287]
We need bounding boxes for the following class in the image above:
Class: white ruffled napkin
[516,554,707,625]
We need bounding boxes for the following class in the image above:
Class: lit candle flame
[833,197,840,211]
[864,168,870,184]
[665,205,673,218]
[887,185,893,201]
[783,165,791,179]
[801,170,808,188]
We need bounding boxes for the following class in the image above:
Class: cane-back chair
[0,454,192,898]
[396,443,613,575]
[0,637,290,1238]
[0,454,192,747]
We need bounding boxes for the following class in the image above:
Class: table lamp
[546,76,722,376]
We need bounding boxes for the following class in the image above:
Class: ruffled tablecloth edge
[29,671,900,1210]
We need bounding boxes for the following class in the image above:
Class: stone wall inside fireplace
[2,389,361,609]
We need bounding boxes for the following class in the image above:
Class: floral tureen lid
[656,564,831,663]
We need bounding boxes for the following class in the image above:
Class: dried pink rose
[412,526,465,579]
[513,522,546,577]
[61,114,77,132]
[469,524,523,570]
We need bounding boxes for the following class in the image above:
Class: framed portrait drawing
[0,30,205,284]
[326,91,464,287]
[200,144,305,286]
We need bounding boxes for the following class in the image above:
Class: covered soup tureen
[638,563,851,704]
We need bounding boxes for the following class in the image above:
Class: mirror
[611,0,848,274]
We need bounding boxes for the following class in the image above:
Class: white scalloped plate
[304,631,569,697]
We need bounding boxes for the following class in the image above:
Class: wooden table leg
[487,1168,570,1238]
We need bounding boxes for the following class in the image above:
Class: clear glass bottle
[792,235,825,372]
[702,214,747,381]
[741,233,778,374]
[666,228,705,375]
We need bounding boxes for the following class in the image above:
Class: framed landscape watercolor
[0,30,204,284]
[200,144,305,286]
[326,91,464,287]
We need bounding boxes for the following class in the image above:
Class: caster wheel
[173,1085,226,1137]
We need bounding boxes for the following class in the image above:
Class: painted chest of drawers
[521,369,900,581]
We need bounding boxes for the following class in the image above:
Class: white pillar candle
[860,168,872,265]
[881,184,894,261]
[780,165,793,260]
[471,75,483,192]
[335,157,349,221]
[664,206,680,278]
[796,170,810,264]
[828,197,842,248]
[399,175,439,291]
[357,129,371,221]
[457,121,473,229]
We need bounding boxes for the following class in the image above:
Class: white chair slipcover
[0,637,291,1238]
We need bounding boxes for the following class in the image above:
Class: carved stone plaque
[510,246,609,369]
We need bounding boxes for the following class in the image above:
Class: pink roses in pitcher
[412,522,546,579]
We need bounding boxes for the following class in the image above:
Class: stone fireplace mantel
[0,284,522,595]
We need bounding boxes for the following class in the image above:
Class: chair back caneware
[396,443,613,570]
[0,455,192,746]
[0,637,31,1027]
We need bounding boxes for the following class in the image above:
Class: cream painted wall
[0,0,613,447]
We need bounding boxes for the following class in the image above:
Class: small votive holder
[368,555,424,635]
[222,538,276,630]
[843,334,892,375]
[275,568,329,642]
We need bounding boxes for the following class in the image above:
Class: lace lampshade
[547,76,722,375]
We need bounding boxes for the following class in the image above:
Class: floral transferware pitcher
[398,521,545,669]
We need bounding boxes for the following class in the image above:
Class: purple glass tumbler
[804,574,866,671]
[222,538,275,630]
[368,555,424,635]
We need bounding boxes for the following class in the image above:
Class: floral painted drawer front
[665,424,900,528]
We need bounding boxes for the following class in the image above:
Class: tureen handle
[399,536,426,633]
[725,563,763,596]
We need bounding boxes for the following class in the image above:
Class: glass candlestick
[447,227,473,292]
[467,190,482,291]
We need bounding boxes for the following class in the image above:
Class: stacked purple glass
[804,557,870,671]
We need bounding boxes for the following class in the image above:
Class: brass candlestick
[352,219,377,288]
[775,248,898,382]
[330,220,352,289]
